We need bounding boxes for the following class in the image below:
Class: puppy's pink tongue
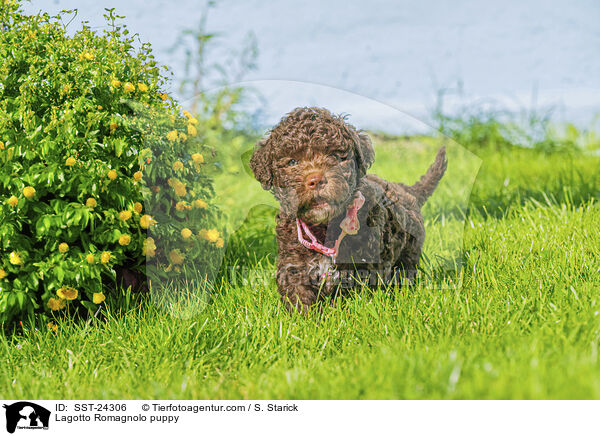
[297,191,366,258]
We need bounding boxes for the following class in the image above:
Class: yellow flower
[9,251,23,266]
[166,130,178,142]
[179,133,187,142]
[84,52,94,61]
[119,210,132,221]
[173,161,184,172]
[47,297,66,311]
[216,237,224,248]
[182,110,192,119]
[142,238,156,257]
[134,202,143,214]
[86,197,97,208]
[23,186,35,199]
[175,185,187,198]
[159,92,168,101]
[110,79,121,88]
[187,124,197,137]
[133,171,143,181]
[174,182,187,197]
[139,214,154,229]
[0,269,6,279]
[137,83,148,92]
[123,82,135,93]
[193,199,207,209]
[92,292,106,304]
[181,228,192,239]
[65,156,76,166]
[100,251,111,264]
[188,117,198,125]
[7,196,18,207]
[58,242,69,253]
[192,153,204,164]
[175,201,187,212]
[57,286,78,300]
[169,249,185,265]
[108,169,117,180]
[48,321,58,332]
[118,234,131,246]
[109,122,118,132]
[204,228,220,243]
[86,254,95,264]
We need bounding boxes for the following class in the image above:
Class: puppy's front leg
[276,260,319,313]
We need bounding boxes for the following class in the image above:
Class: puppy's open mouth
[310,199,329,210]
[298,197,338,224]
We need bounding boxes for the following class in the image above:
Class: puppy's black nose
[305,171,325,190]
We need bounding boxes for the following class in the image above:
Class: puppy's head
[249,107,374,224]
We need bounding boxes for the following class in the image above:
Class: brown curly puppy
[250,107,447,312]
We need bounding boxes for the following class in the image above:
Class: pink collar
[296,191,365,258]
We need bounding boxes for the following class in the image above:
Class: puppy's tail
[407,146,447,207]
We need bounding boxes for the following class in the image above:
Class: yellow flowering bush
[0,3,224,324]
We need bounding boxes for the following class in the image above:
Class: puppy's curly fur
[250,107,447,312]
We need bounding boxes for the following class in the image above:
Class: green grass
[2,134,600,399]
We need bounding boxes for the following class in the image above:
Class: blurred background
[24,0,600,134]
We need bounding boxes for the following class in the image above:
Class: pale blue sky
[25,0,600,133]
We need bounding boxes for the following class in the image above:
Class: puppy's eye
[337,153,350,162]
[287,159,298,167]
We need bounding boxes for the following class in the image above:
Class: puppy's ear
[354,131,375,177]
[249,137,273,190]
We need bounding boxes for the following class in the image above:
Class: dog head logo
[3,402,50,434]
